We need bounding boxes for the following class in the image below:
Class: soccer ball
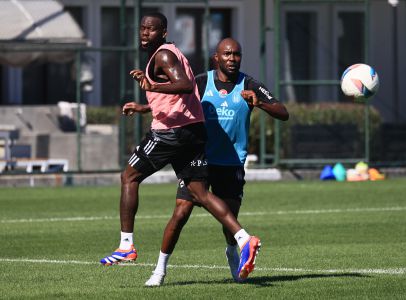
[340,63,379,100]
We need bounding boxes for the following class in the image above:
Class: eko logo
[216,106,235,118]
[208,105,235,119]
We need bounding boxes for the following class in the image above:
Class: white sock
[234,229,250,249]
[153,251,170,275]
[119,231,133,250]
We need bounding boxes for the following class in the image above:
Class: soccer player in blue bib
[145,38,289,286]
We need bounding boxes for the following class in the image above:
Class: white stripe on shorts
[144,140,156,155]
[128,154,138,165]
[130,157,139,167]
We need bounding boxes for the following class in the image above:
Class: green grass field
[1,179,405,299]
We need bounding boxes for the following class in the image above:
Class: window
[0,66,4,104]
[174,8,231,75]
[337,12,364,101]
[21,6,84,105]
[285,12,317,102]
[22,61,76,104]
[282,5,364,103]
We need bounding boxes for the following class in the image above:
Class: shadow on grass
[166,273,369,287]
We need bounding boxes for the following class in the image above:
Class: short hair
[143,12,167,29]
[215,38,241,53]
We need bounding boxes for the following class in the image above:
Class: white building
[1,0,405,122]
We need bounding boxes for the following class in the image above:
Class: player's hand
[139,77,152,91]
[130,69,145,82]
[130,69,152,91]
[241,90,260,106]
[122,102,142,116]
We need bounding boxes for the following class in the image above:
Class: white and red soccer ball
[341,63,379,100]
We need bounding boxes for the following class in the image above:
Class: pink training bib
[145,43,204,130]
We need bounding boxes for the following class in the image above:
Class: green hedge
[249,103,382,156]
[87,106,121,124]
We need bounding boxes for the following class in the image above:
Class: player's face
[216,41,242,77]
[139,16,167,51]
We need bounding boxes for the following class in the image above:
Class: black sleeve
[244,75,278,104]
[195,73,208,99]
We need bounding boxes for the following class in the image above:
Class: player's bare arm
[150,49,194,94]
[244,78,289,121]
[130,51,192,94]
[122,101,151,116]
[257,100,289,121]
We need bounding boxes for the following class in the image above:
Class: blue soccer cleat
[237,236,261,279]
[225,246,241,282]
[100,245,138,266]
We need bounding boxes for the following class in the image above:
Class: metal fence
[1,0,405,175]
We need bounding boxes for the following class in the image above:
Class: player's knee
[120,171,132,184]
[172,213,188,228]
[187,187,208,205]
[173,203,193,226]
[121,166,142,184]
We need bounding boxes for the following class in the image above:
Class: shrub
[86,106,121,124]
[249,103,382,159]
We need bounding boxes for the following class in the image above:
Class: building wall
[57,0,406,122]
[370,0,406,122]
[1,0,405,122]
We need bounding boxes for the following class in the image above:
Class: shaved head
[216,38,242,54]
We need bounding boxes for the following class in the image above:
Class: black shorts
[128,122,208,183]
[176,165,246,202]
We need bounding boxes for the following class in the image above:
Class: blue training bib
[201,70,251,166]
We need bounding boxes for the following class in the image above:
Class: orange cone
[368,168,385,181]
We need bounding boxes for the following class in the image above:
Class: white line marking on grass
[268,267,406,275]
[0,258,97,265]
[240,206,406,216]
[0,216,118,224]
[1,206,406,224]
[1,258,405,276]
